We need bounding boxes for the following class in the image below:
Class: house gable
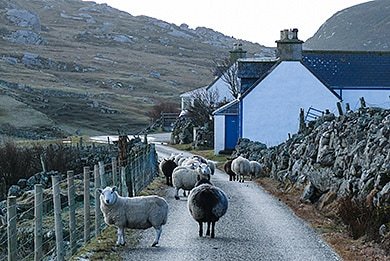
[241,61,341,146]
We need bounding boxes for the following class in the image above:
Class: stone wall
[233,107,390,208]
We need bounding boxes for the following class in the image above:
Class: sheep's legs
[210,222,215,238]
[198,222,203,237]
[206,222,211,236]
[152,227,162,247]
[174,188,180,200]
[116,227,125,246]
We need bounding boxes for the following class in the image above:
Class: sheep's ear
[112,186,117,192]
[97,188,103,194]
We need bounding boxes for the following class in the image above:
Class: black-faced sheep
[172,163,212,200]
[187,178,228,238]
[231,156,251,182]
[223,159,236,181]
[249,160,262,180]
[98,186,168,247]
[159,158,177,186]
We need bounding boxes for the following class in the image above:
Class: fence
[0,143,158,261]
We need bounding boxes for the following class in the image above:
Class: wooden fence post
[34,184,43,261]
[121,166,129,197]
[83,166,90,243]
[336,102,344,116]
[7,196,17,261]
[67,170,76,255]
[52,175,64,261]
[112,157,118,188]
[94,164,102,237]
[99,161,105,188]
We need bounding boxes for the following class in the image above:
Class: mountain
[0,0,274,138]
[304,0,390,51]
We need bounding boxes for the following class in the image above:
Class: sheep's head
[98,186,118,206]
[197,163,211,176]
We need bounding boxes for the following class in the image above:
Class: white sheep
[249,160,262,180]
[182,155,215,175]
[231,156,251,182]
[172,163,212,200]
[187,178,228,238]
[98,186,168,247]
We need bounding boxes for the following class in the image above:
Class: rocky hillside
[304,0,390,51]
[0,0,274,138]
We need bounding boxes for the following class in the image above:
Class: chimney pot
[292,28,298,39]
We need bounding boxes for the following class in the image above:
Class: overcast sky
[88,0,370,47]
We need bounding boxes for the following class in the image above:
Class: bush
[147,102,179,121]
[338,196,390,243]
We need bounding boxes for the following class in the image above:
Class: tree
[147,101,179,121]
[186,88,220,126]
[212,57,239,99]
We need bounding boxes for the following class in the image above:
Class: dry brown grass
[256,178,389,261]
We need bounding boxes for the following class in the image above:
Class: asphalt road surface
[121,134,341,261]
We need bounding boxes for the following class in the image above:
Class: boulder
[6,9,41,31]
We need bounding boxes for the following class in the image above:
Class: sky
[88,0,370,47]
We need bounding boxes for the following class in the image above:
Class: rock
[379,224,388,237]
[6,30,44,45]
[300,182,322,203]
[6,9,41,32]
[8,185,22,197]
[17,179,27,189]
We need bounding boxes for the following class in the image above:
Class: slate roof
[302,51,390,89]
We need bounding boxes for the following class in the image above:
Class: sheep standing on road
[223,159,236,181]
[249,160,262,180]
[187,178,228,238]
[172,163,212,200]
[98,186,168,247]
[231,156,251,182]
[159,158,177,186]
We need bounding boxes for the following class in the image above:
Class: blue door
[225,115,239,150]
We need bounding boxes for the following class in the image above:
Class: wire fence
[0,143,158,261]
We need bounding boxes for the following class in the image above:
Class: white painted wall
[242,61,340,147]
[207,77,235,103]
[334,89,390,110]
[214,115,225,154]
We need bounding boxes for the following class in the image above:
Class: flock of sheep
[97,153,261,247]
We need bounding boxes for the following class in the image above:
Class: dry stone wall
[233,107,390,208]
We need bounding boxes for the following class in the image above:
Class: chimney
[229,42,247,62]
[275,28,303,61]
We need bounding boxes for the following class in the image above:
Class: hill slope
[304,0,390,51]
[0,0,273,138]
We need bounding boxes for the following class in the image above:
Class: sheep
[191,155,215,175]
[172,163,212,200]
[249,160,262,180]
[187,178,228,238]
[173,153,184,165]
[159,158,177,186]
[231,156,251,182]
[98,186,168,247]
[223,159,236,181]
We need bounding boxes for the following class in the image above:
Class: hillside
[304,0,390,51]
[0,0,274,138]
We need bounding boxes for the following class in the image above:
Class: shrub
[338,196,390,243]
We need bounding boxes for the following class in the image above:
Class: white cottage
[214,28,390,154]
[180,44,247,115]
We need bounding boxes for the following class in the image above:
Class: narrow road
[121,134,341,261]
